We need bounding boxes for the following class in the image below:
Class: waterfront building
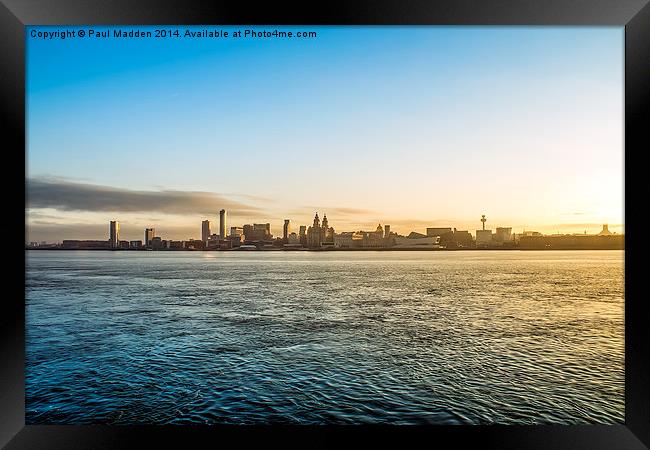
[306,213,335,248]
[426,227,452,237]
[519,233,624,250]
[150,236,163,250]
[243,223,271,242]
[299,225,307,247]
[283,219,291,242]
[495,227,513,244]
[62,240,111,249]
[145,228,155,247]
[307,213,322,248]
[168,240,184,249]
[475,230,493,247]
[362,224,385,247]
[408,231,427,239]
[206,234,221,249]
[202,220,211,243]
[287,232,300,244]
[229,235,243,248]
[333,231,364,248]
[393,235,441,248]
[109,221,120,248]
[185,239,204,250]
[322,215,335,244]
[130,240,142,249]
[219,209,227,238]
[476,215,493,248]
[452,229,473,248]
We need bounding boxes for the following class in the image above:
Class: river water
[25,250,624,424]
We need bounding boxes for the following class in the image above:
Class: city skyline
[27,209,622,246]
[26,26,624,241]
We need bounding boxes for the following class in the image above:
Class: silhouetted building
[151,236,163,250]
[427,227,452,237]
[476,230,493,247]
[202,220,211,243]
[334,231,364,248]
[299,225,307,246]
[219,209,227,238]
[495,227,512,244]
[306,213,335,248]
[519,234,624,249]
[130,240,142,249]
[62,240,110,249]
[283,219,291,242]
[206,234,220,249]
[185,239,204,250]
[452,229,473,248]
[307,213,323,248]
[145,228,155,247]
[408,231,427,239]
[476,215,492,248]
[393,235,441,248]
[243,223,271,242]
[109,221,120,248]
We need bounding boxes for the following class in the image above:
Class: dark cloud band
[27,177,263,216]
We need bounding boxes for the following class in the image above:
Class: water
[25,250,624,424]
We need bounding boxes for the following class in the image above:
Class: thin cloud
[27,177,265,216]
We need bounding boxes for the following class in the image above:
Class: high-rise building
[109,221,120,248]
[145,228,155,247]
[283,219,291,241]
[384,224,391,237]
[202,220,211,243]
[299,225,307,246]
[219,209,227,238]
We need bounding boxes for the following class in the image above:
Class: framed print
[1,0,648,448]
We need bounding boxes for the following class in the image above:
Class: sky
[26,26,624,242]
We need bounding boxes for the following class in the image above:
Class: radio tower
[481,214,487,231]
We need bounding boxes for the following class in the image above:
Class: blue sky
[26,26,624,241]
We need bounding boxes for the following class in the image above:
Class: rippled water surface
[26,250,624,424]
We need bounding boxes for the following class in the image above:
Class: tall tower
[283,219,291,241]
[321,214,328,230]
[145,228,155,247]
[202,220,211,243]
[384,224,391,238]
[481,215,487,231]
[109,221,120,248]
[313,212,320,228]
[219,209,227,239]
[299,225,307,246]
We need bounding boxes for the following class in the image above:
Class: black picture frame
[1,1,647,448]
